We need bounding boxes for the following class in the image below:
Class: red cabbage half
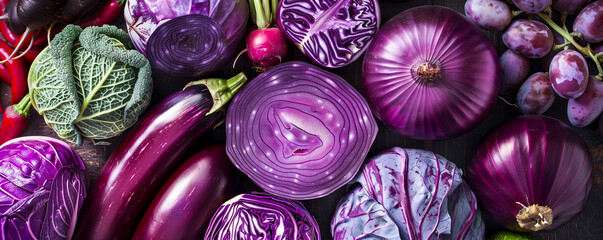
[124,0,248,68]
[276,0,380,68]
[226,61,377,200]
[468,115,592,231]
[204,193,320,239]
[332,147,485,239]
[0,136,87,240]
[362,6,499,140]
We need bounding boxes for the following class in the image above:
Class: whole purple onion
[362,6,499,140]
[277,0,380,68]
[226,61,377,200]
[332,147,485,239]
[204,193,320,240]
[468,116,592,231]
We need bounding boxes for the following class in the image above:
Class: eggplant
[73,73,247,240]
[132,144,239,240]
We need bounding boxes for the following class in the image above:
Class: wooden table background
[1,0,602,239]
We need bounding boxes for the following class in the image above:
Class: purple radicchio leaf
[332,147,485,240]
[39,168,87,240]
[331,186,400,239]
[0,190,50,240]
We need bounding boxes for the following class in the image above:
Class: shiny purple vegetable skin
[468,115,592,231]
[0,136,87,240]
[204,193,321,239]
[124,0,249,62]
[226,61,377,200]
[332,147,485,239]
[277,0,380,68]
[74,74,247,240]
[133,145,238,240]
[362,6,499,140]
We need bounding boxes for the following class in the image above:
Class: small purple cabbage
[332,147,485,239]
[124,0,248,61]
[276,0,380,68]
[204,193,321,240]
[0,136,87,240]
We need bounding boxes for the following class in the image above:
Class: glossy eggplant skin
[132,145,238,240]
[74,85,222,240]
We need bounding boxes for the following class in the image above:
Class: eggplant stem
[0,28,34,64]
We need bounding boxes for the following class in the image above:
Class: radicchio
[331,147,484,239]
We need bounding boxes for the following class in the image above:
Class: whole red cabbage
[332,147,485,239]
[0,136,87,240]
[468,115,592,231]
[362,6,499,140]
[204,193,320,239]
[226,61,377,200]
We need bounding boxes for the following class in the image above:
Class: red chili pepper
[0,40,28,105]
[23,46,41,63]
[0,62,11,85]
[0,94,30,145]
[77,0,125,28]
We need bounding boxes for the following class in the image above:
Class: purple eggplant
[132,145,239,240]
[73,73,247,240]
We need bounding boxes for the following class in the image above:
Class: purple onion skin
[133,145,238,240]
[552,0,591,15]
[500,49,531,94]
[362,6,499,140]
[277,0,380,68]
[468,115,593,231]
[74,76,245,240]
[512,0,552,13]
[226,61,377,200]
[573,0,603,43]
[465,0,512,31]
[517,72,555,115]
[503,20,554,58]
[124,0,248,62]
[549,49,589,99]
[568,76,603,127]
[332,148,485,239]
[204,193,321,240]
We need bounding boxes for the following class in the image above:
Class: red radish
[247,27,288,67]
[243,0,288,68]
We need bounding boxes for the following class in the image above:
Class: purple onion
[362,6,499,140]
[468,115,593,231]
[226,61,377,200]
[204,193,320,240]
[276,0,380,68]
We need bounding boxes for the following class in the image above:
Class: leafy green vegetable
[28,25,152,145]
[490,231,536,240]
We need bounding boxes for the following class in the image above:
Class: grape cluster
[465,0,603,129]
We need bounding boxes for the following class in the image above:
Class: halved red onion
[362,6,499,140]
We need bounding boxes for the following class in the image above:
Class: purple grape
[568,76,603,127]
[594,41,603,54]
[500,49,530,94]
[517,72,555,114]
[574,0,603,43]
[549,49,589,98]
[552,0,591,15]
[540,31,575,70]
[512,0,552,13]
[503,20,554,58]
[465,0,512,31]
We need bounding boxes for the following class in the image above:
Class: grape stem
[536,13,603,80]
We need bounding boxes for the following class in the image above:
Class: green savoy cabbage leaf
[28,25,152,145]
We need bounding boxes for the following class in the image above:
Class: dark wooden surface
[1,0,602,239]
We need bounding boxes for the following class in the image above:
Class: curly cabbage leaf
[331,147,485,240]
[28,25,152,145]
